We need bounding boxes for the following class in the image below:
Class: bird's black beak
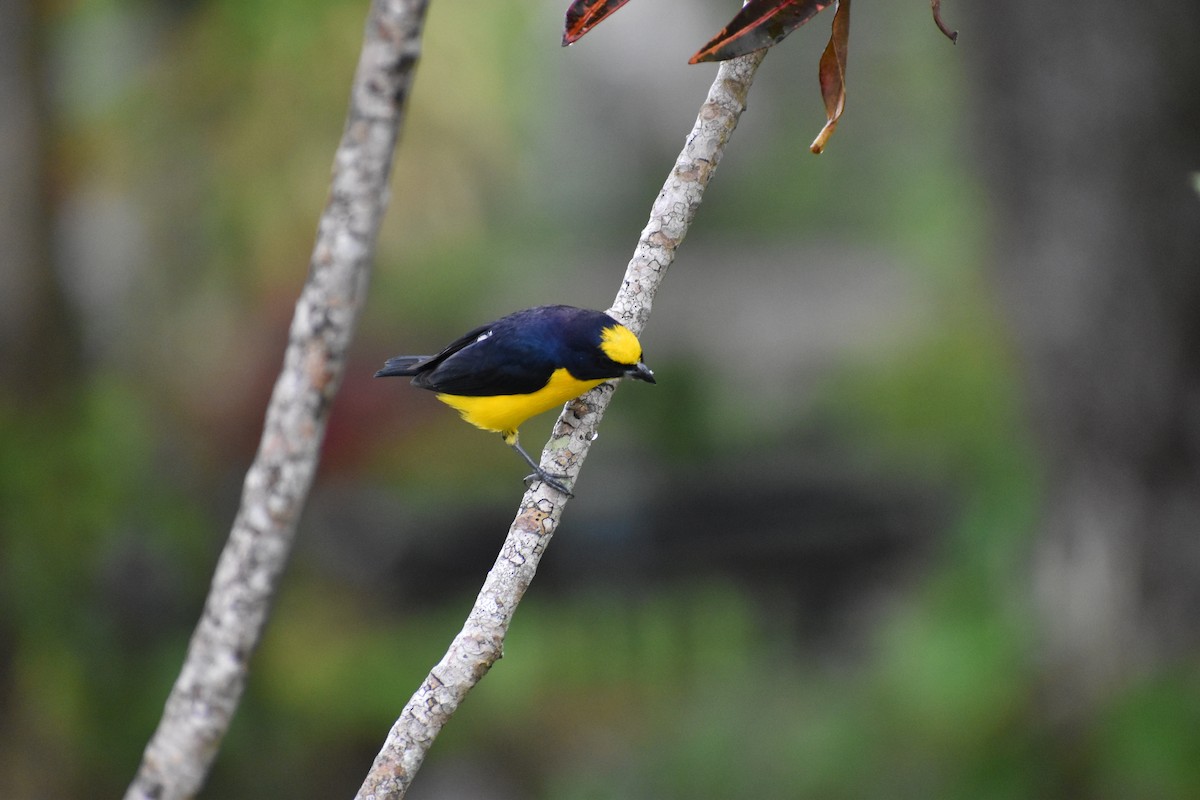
[627,361,656,384]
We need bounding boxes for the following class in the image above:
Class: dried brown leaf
[689,0,835,64]
[809,0,850,153]
[931,0,958,43]
[563,0,634,45]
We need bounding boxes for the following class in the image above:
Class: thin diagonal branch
[355,48,768,800]
[124,2,429,798]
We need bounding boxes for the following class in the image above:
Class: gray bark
[0,0,79,398]
[354,49,769,800]
[968,0,1200,705]
[124,2,430,798]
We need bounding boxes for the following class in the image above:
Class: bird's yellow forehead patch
[600,324,642,366]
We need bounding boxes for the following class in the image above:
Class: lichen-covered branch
[124,3,429,798]
[354,48,767,800]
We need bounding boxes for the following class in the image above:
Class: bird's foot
[510,437,574,497]
[523,468,574,498]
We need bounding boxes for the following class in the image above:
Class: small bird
[376,305,655,495]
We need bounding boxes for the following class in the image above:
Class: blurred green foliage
[2,0,1197,798]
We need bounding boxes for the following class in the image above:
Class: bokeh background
[3,0,1198,797]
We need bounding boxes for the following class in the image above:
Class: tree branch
[354,48,767,800]
[124,3,430,798]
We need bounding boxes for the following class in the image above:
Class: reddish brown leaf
[809,0,851,153]
[931,0,958,43]
[563,0,634,45]
[689,0,835,64]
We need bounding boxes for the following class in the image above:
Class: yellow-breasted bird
[375,305,655,495]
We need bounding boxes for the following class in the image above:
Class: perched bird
[376,305,655,495]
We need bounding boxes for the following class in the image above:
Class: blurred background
[2,0,1199,797]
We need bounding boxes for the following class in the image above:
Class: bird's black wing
[412,322,558,396]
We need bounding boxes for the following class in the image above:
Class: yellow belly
[436,368,606,438]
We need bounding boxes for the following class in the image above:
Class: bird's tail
[374,355,431,378]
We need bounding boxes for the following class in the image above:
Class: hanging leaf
[689,0,835,64]
[563,0,634,45]
[561,0,957,153]
[931,0,958,43]
[810,0,851,153]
